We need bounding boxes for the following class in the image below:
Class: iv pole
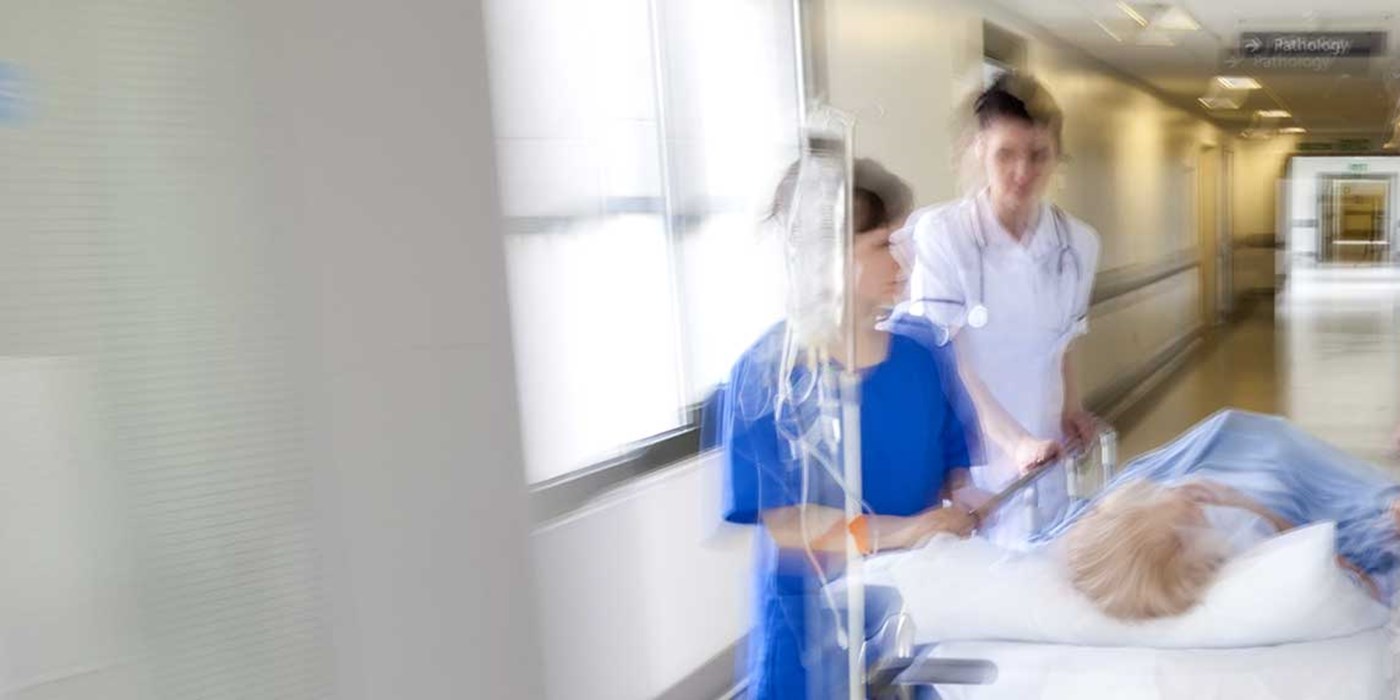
[836,117,864,700]
[786,110,864,700]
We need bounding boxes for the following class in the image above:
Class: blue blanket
[1037,410,1400,599]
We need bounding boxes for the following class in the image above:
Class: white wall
[1231,137,1300,295]
[1077,274,1203,398]
[0,361,139,698]
[1287,155,1400,264]
[1236,137,1301,241]
[819,0,983,202]
[245,0,546,697]
[0,2,339,697]
[0,6,144,695]
[532,457,751,699]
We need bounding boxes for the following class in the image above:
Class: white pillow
[861,522,1389,648]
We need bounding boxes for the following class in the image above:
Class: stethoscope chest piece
[908,197,1079,336]
[966,304,989,329]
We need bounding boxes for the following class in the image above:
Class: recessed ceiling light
[1094,19,1125,42]
[1154,6,1201,32]
[1257,109,1292,118]
[1216,76,1262,90]
[1199,96,1242,110]
[1117,1,1149,27]
[1135,28,1176,46]
[1280,127,1307,134]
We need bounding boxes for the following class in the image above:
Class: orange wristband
[848,515,874,556]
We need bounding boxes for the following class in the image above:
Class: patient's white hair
[1066,479,1227,620]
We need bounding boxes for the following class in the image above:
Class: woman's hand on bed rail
[919,507,978,540]
[881,507,976,549]
[848,507,976,555]
[1061,409,1100,456]
[1013,436,1063,475]
[944,468,994,513]
[950,485,994,513]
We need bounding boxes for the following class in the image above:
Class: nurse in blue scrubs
[719,161,984,699]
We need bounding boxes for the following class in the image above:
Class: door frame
[1318,173,1395,263]
[1219,149,1235,319]
[1197,145,1223,324]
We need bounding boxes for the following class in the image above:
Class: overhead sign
[1349,162,1370,173]
[1240,32,1385,58]
[1223,50,1362,74]
[1223,32,1386,74]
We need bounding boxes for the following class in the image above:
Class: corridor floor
[1117,266,1400,471]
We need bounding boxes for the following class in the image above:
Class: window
[484,0,802,485]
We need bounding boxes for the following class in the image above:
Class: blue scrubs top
[719,316,978,699]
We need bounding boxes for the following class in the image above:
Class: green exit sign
[1349,162,1370,173]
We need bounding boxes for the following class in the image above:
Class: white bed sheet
[925,628,1393,700]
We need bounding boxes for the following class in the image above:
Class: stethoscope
[914,195,1083,331]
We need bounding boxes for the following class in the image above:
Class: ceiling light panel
[1199,96,1243,110]
[1154,6,1200,31]
[1116,1,1149,27]
[1216,76,1262,90]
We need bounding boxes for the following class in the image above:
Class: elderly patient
[1049,410,1400,620]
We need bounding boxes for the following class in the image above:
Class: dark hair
[767,158,913,234]
[851,188,888,234]
[974,72,1063,148]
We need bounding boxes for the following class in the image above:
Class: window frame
[529,403,705,524]
[521,0,807,520]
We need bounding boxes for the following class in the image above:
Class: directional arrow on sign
[1243,36,1264,53]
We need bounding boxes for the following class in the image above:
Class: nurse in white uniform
[895,72,1101,549]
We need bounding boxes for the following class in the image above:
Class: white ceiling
[995,0,1400,140]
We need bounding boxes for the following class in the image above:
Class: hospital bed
[854,428,1118,698]
[855,427,1397,700]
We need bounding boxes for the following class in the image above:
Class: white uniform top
[894,190,1100,549]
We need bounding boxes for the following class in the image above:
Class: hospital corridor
[1118,269,1400,468]
[10,0,1400,699]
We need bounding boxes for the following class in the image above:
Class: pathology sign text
[1239,32,1385,58]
